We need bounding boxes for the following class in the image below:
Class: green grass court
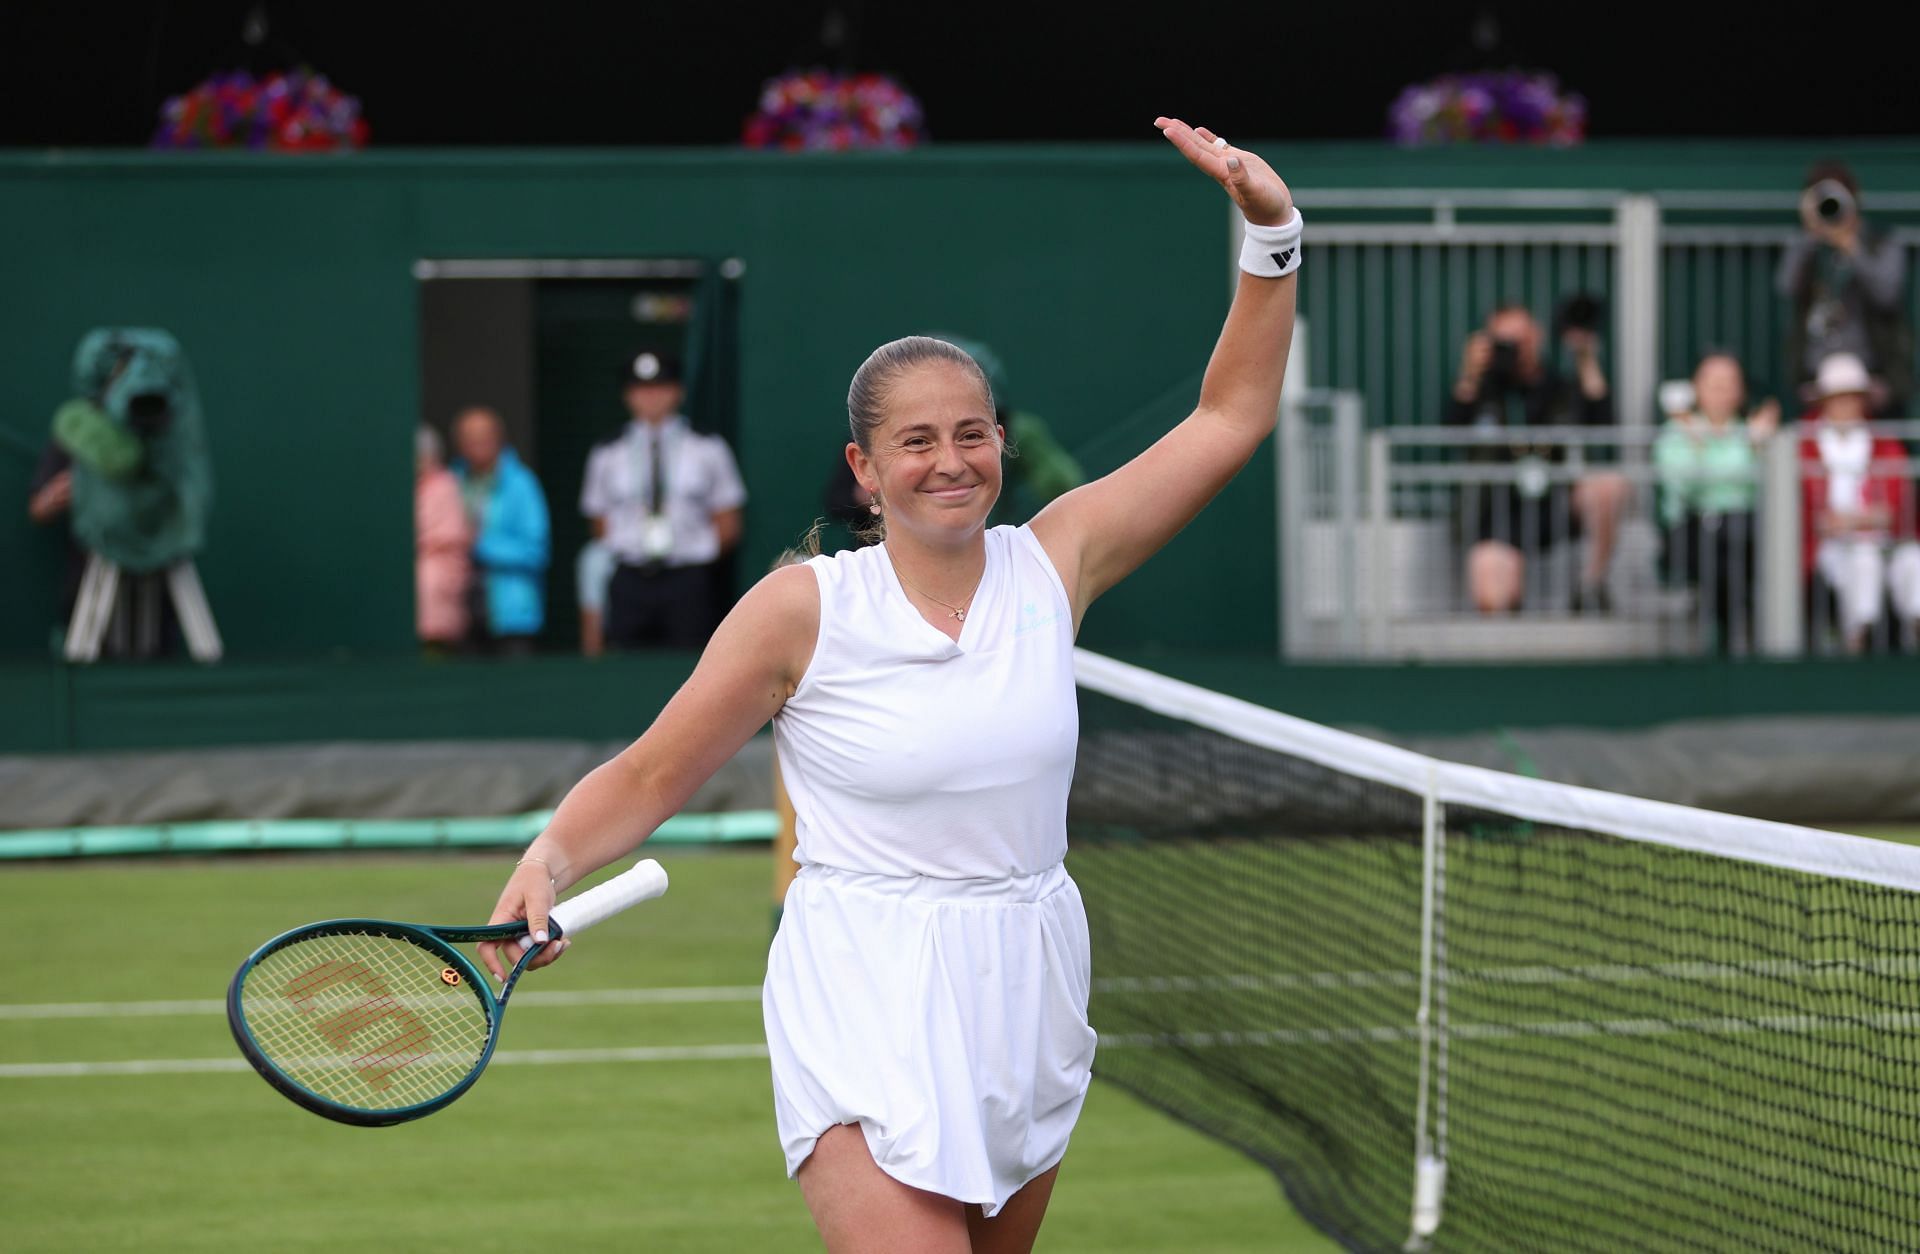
[1,849,1337,1253]
[9,828,1916,1251]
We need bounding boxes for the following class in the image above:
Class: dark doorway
[416,258,743,653]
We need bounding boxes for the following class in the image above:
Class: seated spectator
[1777,160,1910,417]
[414,425,471,653]
[1798,353,1920,653]
[1653,353,1780,653]
[1444,303,1626,614]
[452,406,550,657]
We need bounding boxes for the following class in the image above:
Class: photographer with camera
[1444,300,1625,615]
[1778,160,1910,417]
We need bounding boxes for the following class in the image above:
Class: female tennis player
[478,116,1298,1253]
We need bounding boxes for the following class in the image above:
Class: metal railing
[1279,395,1920,660]
[1239,189,1920,441]
[1255,188,1920,659]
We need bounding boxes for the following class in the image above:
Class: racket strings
[240,929,493,1111]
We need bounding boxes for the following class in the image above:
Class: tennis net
[1067,650,1920,1253]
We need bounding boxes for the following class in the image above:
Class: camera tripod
[63,552,224,663]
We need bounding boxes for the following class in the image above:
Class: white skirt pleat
[762,861,1097,1217]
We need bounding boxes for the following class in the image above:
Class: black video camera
[1487,339,1523,391]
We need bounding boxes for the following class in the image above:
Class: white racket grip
[549,859,669,937]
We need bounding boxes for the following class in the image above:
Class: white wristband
[1238,208,1303,279]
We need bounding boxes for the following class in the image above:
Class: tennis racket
[226,857,669,1126]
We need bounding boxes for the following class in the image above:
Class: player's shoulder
[716,561,820,677]
[765,556,820,586]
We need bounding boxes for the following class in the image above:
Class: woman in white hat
[1798,352,1920,652]
[476,116,1301,1253]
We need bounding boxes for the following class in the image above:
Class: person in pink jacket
[415,425,472,649]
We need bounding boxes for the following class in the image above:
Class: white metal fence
[1279,399,1920,660]
[1262,189,1920,659]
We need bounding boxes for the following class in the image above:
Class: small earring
[868,502,882,516]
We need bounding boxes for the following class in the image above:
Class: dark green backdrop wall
[5,140,1919,661]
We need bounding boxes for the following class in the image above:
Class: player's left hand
[1155,117,1293,227]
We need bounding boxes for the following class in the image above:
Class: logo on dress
[1014,600,1062,637]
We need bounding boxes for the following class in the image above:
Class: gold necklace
[885,549,981,622]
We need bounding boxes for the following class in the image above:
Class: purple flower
[745,68,924,151]
[1388,70,1586,146]
[151,67,367,150]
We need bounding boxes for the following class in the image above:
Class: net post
[1406,764,1448,1249]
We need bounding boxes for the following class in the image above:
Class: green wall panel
[6,141,1920,661]
[5,652,1918,755]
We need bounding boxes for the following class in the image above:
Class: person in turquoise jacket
[452,406,550,655]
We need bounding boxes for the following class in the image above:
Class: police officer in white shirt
[581,350,747,649]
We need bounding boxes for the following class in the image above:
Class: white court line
[10,1001,1912,1080]
[1097,953,1920,996]
[0,985,764,1021]
[0,1042,770,1079]
[6,954,1910,1021]
[1103,1007,1920,1049]
[0,997,228,1020]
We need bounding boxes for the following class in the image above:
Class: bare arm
[1567,331,1609,402]
[477,562,818,978]
[1452,333,1492,405]
[1030,117,1296,622]
[713,507,744,553]
[28,470,72,524]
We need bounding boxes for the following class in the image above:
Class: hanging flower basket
[152,69,368,151]
[743,69,924,152]
[1388,71,1585,147]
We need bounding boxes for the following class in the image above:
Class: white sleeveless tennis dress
[763,523,1096,1217]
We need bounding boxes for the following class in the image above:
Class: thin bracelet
[516,854,558,888]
